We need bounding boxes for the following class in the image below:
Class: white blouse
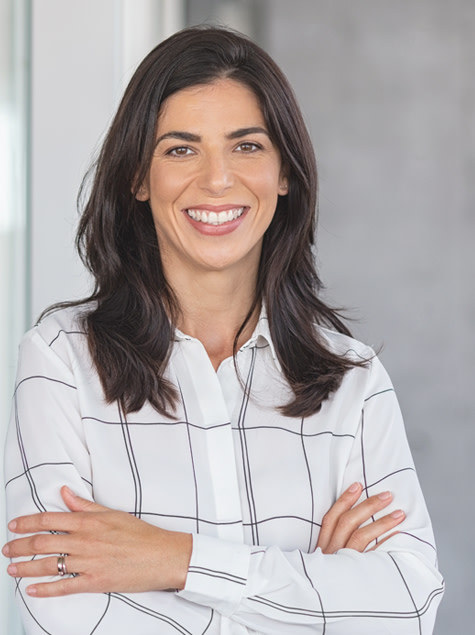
[4,306,444,634]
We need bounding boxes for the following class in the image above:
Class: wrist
[173,531,193,591]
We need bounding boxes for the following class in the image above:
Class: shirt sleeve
[178,355,445,634]
[3,326,214,635]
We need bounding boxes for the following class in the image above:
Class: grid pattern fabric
[4,306,444,634]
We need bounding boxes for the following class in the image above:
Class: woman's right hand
[316,482,405,554]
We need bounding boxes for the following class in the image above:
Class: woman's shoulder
[20,303,93,356]
[34,303,92,340]
[317,325,375,362]
[317,325,394,398]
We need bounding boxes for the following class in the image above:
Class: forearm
[180,532,444,634]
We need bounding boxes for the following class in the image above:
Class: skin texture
[2,80,405,597]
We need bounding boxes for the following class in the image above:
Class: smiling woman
[2,25,443,635]
[137,80,287,304]
[136,79,288,367]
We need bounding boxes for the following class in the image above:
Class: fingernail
[63,486,77,497]
[378,491,392,501]
[348,482,361,493]
[26,586,37,596]
[391,509,405,519]
[8,520,17,531]
[7,564,17,576]
[2,544,9,556]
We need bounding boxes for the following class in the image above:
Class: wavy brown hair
[48,26,366,417]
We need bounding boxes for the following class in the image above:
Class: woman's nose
[198,154,234,195]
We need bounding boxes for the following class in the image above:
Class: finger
[3,533,72,559]
[7,554,81,580]
[26,574,86,598]
[7,512,79,536]
[344,509,405,552]
[320,491,396,554]
[5,491,109,537]
[60,486,108,513]
[317,482,363,551]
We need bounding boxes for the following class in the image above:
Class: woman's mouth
[185,207,245,226]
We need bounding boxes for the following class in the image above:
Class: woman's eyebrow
[227,126,270,139]
[155,127,270,145]
[155,131,201,145]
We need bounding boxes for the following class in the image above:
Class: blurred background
[1,0,473,632]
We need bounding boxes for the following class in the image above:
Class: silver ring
[57,555,67,577]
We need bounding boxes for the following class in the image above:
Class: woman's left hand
[2,486,192,598]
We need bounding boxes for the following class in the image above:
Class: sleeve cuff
[178,534,251,617]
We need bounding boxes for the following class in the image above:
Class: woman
[3,26,443,634]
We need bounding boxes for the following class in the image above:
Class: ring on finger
[57,554,68,577]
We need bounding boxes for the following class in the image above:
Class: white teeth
[186,207,245,225]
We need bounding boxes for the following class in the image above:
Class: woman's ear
[135,183,150,201]
[278,174,289,195]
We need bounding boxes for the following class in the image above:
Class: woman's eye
[236,142,261,153]
[167,146,193,157]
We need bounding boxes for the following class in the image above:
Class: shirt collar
[173,305,282,372]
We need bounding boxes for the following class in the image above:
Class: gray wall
[189,0,474,631]
[267,1,473,632]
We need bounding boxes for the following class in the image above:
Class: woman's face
[137,78,288,282]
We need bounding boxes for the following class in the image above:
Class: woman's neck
[170,269,260,371]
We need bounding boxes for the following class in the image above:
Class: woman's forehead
[157,79,264,128]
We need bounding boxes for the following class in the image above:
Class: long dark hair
[54,26,365,417]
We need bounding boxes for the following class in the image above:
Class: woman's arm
[2,323,213,634]
[176,356,444,633]
[2,479,401,596]
[3,486,192,594]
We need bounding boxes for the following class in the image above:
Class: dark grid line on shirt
[14,391,47,514]
[248,585,444,619]
[360,407,378,545]
[300,416,316,552]
[119,404,143,518]
[111,593,196,634]
[16,584,55,635]
[82,416,232,430]
[5,461,74,488]
[388,553,423,635]
[299,550,326,634]
[242,515,321,529]
[5,462,93,492]
[14,374,77,395]
[177,377,201,534]
[364,388,395,403]
[90,593,112,634]
[236,345,260,545]
[231,425,356,439]
[188,566,246,585]
[141,512,242,526]
[397,532,437,553]
[48,329,86,347]
[201,610,216,635]
[367,467,416,490]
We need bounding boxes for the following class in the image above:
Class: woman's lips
[185,206,245,226]
[182,205,249,235]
